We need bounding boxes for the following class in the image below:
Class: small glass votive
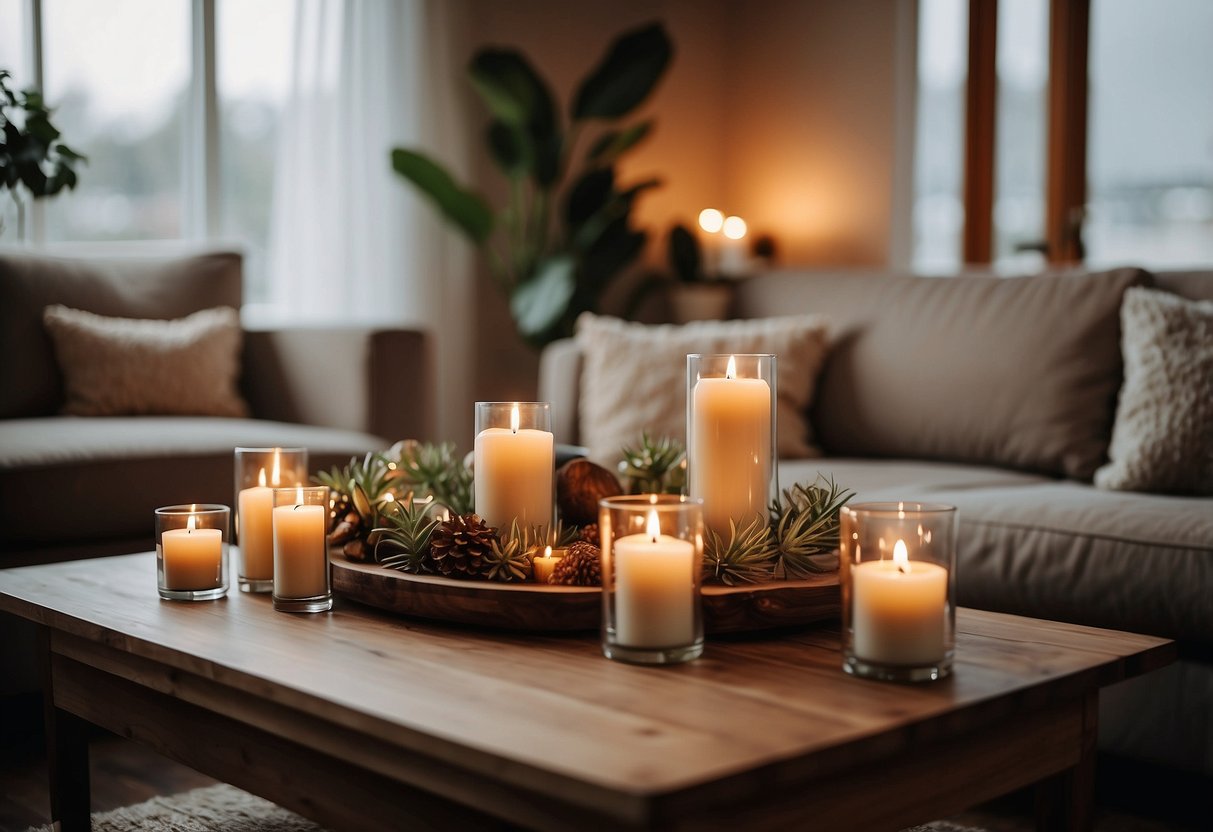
[599,495,705,665]
[840,502,958,682]
[234,447,308,593]
[155,504,229,601]
[473,402,554,532]
[686,354,778,541]
[272,486,332,613]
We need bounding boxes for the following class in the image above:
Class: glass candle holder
[599,495,705,665]
[686,354,778,540]
[155,504,229,601]
[473,402,554,533]
[272,486,332,613]
[840,502,958,682]
[234,447,308,592]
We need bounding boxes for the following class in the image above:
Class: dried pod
[556,458,623,526]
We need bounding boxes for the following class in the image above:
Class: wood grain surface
[331,556,840,633]
[0,553,1175,831]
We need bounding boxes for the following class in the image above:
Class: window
[0,0,27,237]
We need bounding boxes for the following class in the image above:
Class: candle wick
[897,561,910,575]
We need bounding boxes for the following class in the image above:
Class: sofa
[539,266,1213,775]
[0,245,430,566]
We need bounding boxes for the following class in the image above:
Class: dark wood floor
[1,694,1208,832]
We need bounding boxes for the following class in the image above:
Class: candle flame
[271,449,281,486]
[187,514,197,532]
[646,509,661,542]
[258,467,267,487]
[726,355,737,379]
[543,545,552,560]
[296,486,305,505]
[893,539,910,574]
[510,403,520,434]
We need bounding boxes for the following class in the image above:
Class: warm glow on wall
[698,208,724,234]
[722,215,747,240]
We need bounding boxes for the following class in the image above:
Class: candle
[272,487,329,599]
[717,215,748,276]
[690,356,772,537]
[851,539,948,665]
[613,510,697,648]
[474,403,554,531]
[238,455,281,581]
[161,514,223,590]
[533,545,561,584]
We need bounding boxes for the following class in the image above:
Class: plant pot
[668,283,734,324]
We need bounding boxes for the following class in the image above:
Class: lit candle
[474,403,554,531]
[161,513,223,590]
[717,215,748,276]
[851,539,948,665]
[272,487,329,599]
[690,356,772,538]
[238,452,281,581]
[532,545,561,584]
[613,510,696,648]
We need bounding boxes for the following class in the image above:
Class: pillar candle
[851,540,948,665]
[162,516,223,590]
[613,511,696,648]
[273,494,329,599]
[238,466,275,580]
[690,357,772,538]
[474,405,554,531]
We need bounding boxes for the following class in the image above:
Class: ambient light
[698,208,724,234]
[723,215,747,240]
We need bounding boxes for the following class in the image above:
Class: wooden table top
[0,553,1174,819]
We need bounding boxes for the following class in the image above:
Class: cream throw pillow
[1094,288,1213,494]
[43,304,250,418]
[575,312,830,464]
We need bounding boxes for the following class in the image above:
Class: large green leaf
[572,23,672,120]
[510,255,576,339]
[564,168,614,228]
[469,49,555,134]
[581,218,646,287]
[668,223,701,283]
[587,121,653,164]
[486,120,530,178]
[390,148,493,244]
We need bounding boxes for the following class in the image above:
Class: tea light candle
[161,514,223,590]
[690,356,772,537]
[533,545,561,584]
[851,539,948,665]
[474,403,554,531]
[272,487,329,599]
[613,510,696,648]
[238,459,278,581]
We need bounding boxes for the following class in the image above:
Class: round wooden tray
[332,557,840,634]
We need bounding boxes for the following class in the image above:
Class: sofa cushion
[1095,288,1213,495]
[0,417,386,554]
[0,249,242,419]
[43,305,250,418]
[738,268,1150,480]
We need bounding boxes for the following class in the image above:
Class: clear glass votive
[841,502,958,682]
[155,504,230,601]
[234,447,308,593]
[686,354,778,541]
[473,402,554,533]
[599,495,705,665]
[272,486,332,613]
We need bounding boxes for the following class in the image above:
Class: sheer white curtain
[267,0,473,440]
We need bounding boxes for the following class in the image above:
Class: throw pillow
[574,312,830,464]
[1094,288,1213,494]
[43,304,250,418]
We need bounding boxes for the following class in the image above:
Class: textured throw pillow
[1094,288,1213,494]
[43,305,250,418]
[575,312,830,463]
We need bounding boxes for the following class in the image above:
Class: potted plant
[390,23,672,348]
[0,70,86,240]
[666,222,734,322]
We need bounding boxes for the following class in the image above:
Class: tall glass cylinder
[840,502,958,682]
[234,447,308,592]
[155,504,229,601]
[473,402,554,533]
[686,354,778,540]
[272,485,332,613]
[599,495,705,665]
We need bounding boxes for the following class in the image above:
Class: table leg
[1035,691,1097,832]
[39,627,91,832]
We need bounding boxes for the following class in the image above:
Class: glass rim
[599,495,705,512]
[842,501,957,516]
[271,485,328,494]
[155,503,229,516]
[474,401,551,408]
[686,353,776,360]
[233,446,308,454]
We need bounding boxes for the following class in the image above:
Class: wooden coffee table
[0,553,1173,832]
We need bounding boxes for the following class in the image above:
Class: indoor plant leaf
[469,49,555,135]
[486,120,531,178]
[586,120,653,164]
[572,22,673,120]
[390,148,493,244]
[510,256,576,339]
[668,223,701,283]
[564,168,615,229]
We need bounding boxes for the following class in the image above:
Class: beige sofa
[0,246,430,566]
[540,266,1213,774]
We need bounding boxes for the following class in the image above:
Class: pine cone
[551,541,602,586]
[580,523,600,546]
[428,513,495,579]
